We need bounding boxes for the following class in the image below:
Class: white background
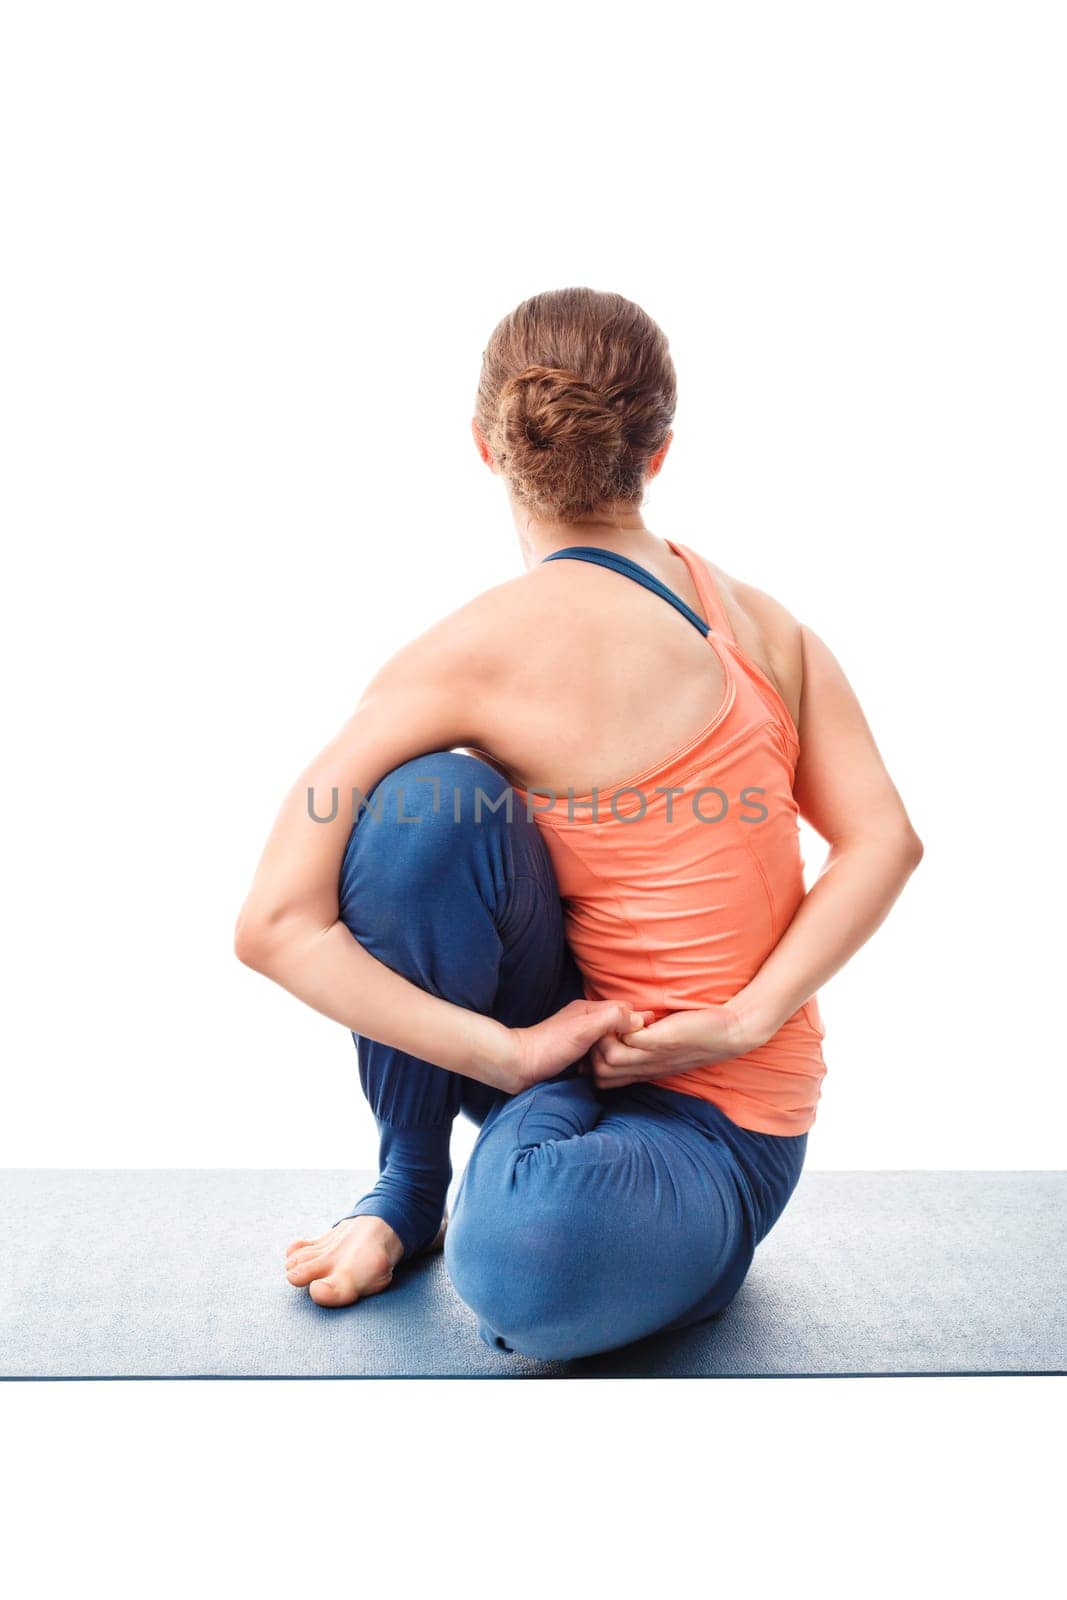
[1,1,1063,1584]
[0,1376,1060,1597]
[4,1,1064,1173]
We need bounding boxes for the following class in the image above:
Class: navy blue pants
[335,749,807,1362]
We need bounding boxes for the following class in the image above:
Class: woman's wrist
[666,1003,763,1062]
[721,989,786,1053]
[465,1010,524,1092]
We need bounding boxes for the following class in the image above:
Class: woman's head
[474,288,677,525]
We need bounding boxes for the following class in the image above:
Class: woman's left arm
[589,623,925,1087]
[236,600,642,1093]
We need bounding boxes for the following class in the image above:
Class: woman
[235,287,923,1363]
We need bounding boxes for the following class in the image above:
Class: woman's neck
[515,508,667,571]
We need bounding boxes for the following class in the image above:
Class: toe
[286,1240,331,1268]
[286,1235,323,1260]
[286,1254,329,1287]
[308,1273,362,1308]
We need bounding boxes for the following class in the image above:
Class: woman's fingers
[558,1001,657,1086]
[588,1020,674,1086]
[583,1001,646,1039]
[560,1001,644,1060]
[591,1063,648,1089]
[596,1035,657,1069]
[617,1013,684,1052]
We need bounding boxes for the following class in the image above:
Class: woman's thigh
[443,1076,763,1362]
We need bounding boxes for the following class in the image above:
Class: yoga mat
[1,1169,1062,1379]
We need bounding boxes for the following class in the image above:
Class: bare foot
[285,1212,447,1308]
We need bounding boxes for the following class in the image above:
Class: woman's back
[449,535,826,1136]
[457,535,798,800]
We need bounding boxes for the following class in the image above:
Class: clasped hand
[582,1003,752,1090]
[507,996,754,1095]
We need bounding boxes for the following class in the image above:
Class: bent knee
[367,750,513,830]
[338,750,516,911]
[445,1198,607,1363]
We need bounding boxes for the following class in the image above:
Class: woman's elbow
[878,823,923,883]
[234,895,336,973]
[899,825,924,870]
[833,821,924,876]
[234,902,302,973]
[234,910,276,973]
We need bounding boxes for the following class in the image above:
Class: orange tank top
[511,537,826,1136]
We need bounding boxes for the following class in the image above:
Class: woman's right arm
[723,622,924,1042]
[586,618,924,1087]
[234,598,639,1091]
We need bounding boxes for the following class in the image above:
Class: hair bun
[495,364,627,511]
[476,289,676,522]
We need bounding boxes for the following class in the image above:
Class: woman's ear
[471,417,497,472]
[646,429,673,481]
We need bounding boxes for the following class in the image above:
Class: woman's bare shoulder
[362,571,543,699]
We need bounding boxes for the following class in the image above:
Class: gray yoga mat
[1,1169,1062,1379]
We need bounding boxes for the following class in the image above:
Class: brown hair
[475,288,677,524]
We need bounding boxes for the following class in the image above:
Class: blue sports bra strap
[541,546,710,637]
